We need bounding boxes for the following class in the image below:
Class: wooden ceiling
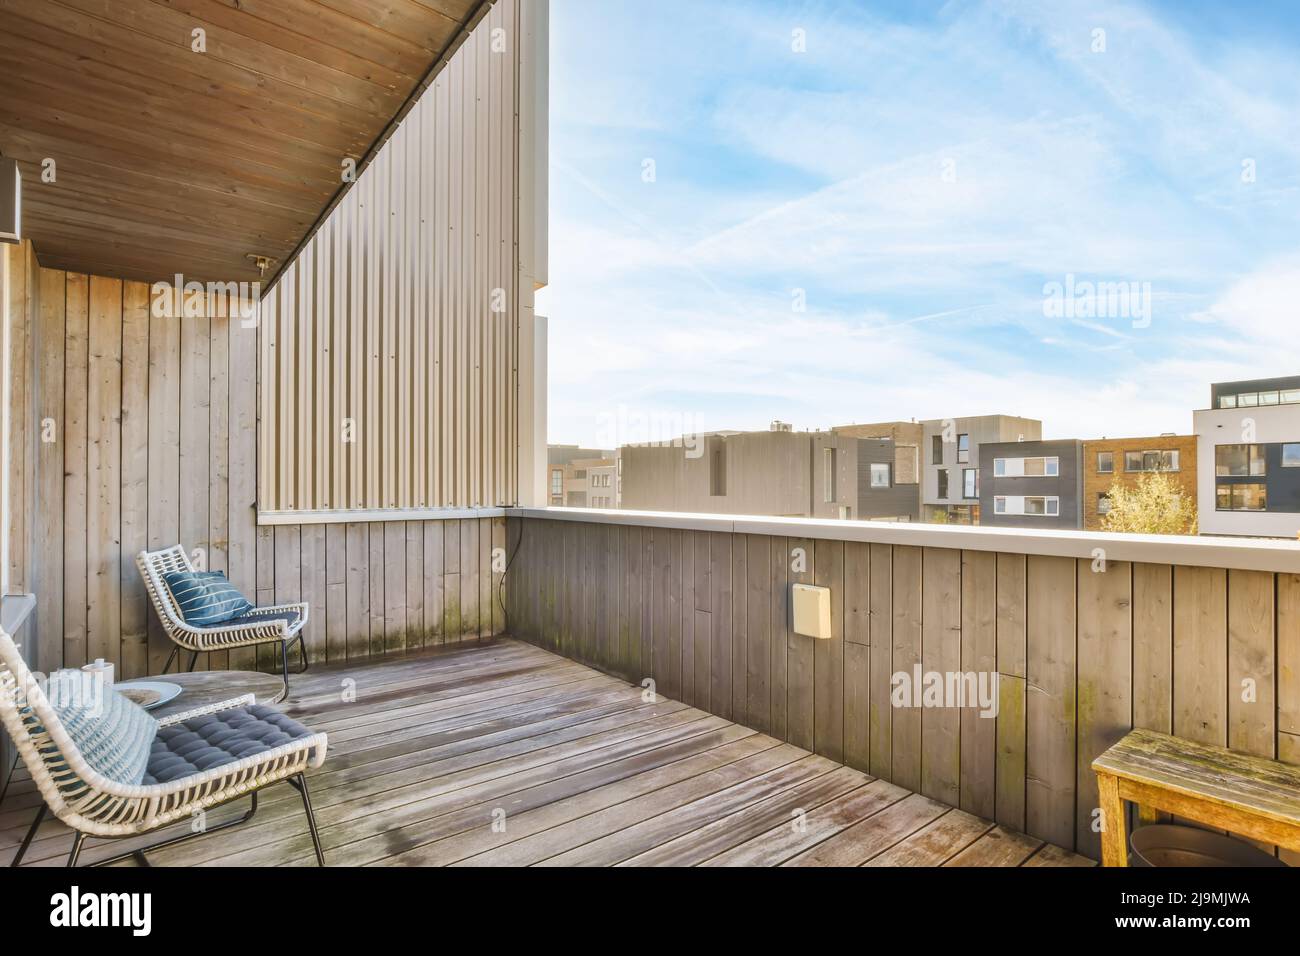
[0,0,483,284]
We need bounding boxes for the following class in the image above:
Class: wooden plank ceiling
[0,0,482,284]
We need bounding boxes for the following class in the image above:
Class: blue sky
[539,0,1300,447]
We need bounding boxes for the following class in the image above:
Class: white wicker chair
[138,545,310,690]
[0,628,328,867]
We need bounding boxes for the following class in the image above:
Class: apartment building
[922,416,1042,523]
[547,445,614,507]
[831,421,922,486]
[585,458,619,509]
[1081,435,1197,530]
[979,439,1084,529]
[1194,376,1300,537]
[620,426,919,520]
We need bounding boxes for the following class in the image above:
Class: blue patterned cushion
[143,705,317,784]
[46,671,158,786]
[163,570,253,626]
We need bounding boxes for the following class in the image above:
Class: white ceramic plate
[116,680,183,710]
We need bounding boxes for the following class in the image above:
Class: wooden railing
[504,508,1300,861]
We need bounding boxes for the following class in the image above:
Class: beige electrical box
[792,584,832,639]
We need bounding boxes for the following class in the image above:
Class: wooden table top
[118,670,287,721]
[1092,728,1300,826]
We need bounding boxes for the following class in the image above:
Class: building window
[932,435,944,465]
[1097,492,1111,515]
[937,469,949,498]
[550,469,563,496]
[993,456,1058,477]
[1216,483,1267,511]
[957,434,970,464]
[824,447,836,502]
[869,462,891,488]
[1126,450,1179,472]
[1216,444,1266,477]
[962,468,977,498]
[993,495,1059,516]
[1097,451,1113,474]
[1220,390,1300,408]
[1283,444,1300,468]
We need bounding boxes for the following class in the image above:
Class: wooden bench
[1092,729,1300,867]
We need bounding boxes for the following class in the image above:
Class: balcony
[1,0,1298,879]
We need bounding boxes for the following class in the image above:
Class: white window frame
[993,495,1060,517]
[992,456,1059,478]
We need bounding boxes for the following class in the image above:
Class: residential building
[620,425,919,521]
[1081,435,1197,531]
[922,416,1042,523]
[584,458,619,509]
[831,420,922,487]
[547,445,614,507]
[1194,376,1300,538]
[979,439,1084,529]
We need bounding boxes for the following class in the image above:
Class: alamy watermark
[890,665,999,718]
[1042,273,1152,328]
[595,405,707,459]
[151,274,259,327]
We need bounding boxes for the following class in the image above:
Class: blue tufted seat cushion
[143,705,316,785]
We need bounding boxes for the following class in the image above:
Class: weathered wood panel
[920,547,961,807]
[890,545,923,792]
[32,270,504,677]
[506,516,1300,861]
[959,550,997,820]
[1075,559,1132,859]
[1025,555,1076,849]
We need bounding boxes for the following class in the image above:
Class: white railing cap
[505,507,1300,574]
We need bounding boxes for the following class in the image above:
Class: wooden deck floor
[0,638,1093,867]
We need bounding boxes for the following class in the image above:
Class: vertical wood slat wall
[3,240,39,604]
[506,516,1300,861]
[259,0,520,515]
[30,270,505,680]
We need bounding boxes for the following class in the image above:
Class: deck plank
[0,637,1088,867]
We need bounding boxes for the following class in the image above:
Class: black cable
[496,516,526,634]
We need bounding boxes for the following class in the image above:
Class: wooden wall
[259,0,522,516]
[3,239,39,601]
[506,516,1300,860]
[33,268,504,679]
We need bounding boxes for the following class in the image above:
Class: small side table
[137,671,287,721]
[1092,728,1300,867]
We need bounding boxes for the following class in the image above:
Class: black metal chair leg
[298,635,308,673]
[280,640,291,693]
[67,832,86,868]
[292,774,326,866]
[187,650,200,672]
[162,645,179,674]
[95,791,259,867]
[10,803,47,867]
